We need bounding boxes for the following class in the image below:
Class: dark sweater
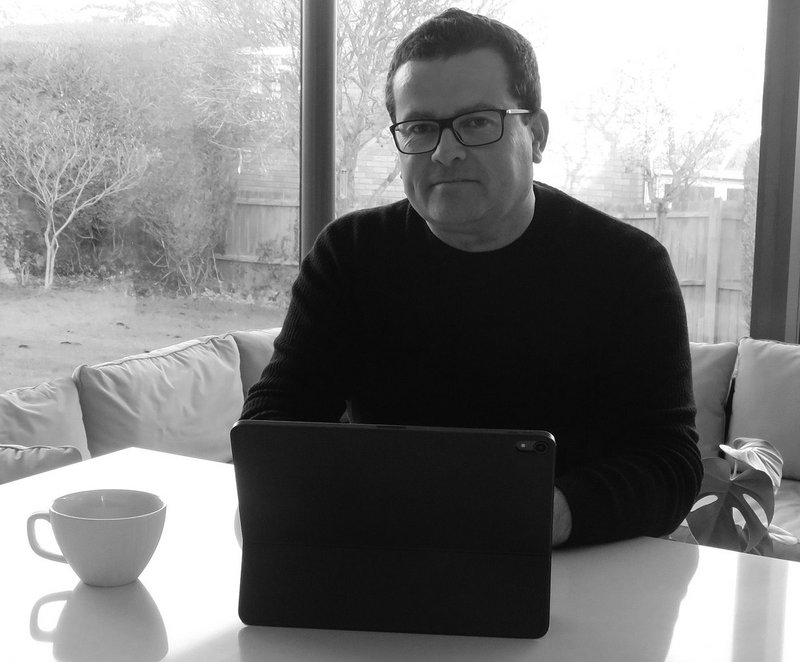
[242,181,702,545]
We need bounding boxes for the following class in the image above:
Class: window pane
[521,0,766,343]
[337,0,767,343]
[0,0,297,391]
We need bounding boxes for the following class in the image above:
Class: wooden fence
[622,199,749,343]
[221,198,299,266]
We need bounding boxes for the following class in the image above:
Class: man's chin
[424,210,481,232]
[422,195,483,224]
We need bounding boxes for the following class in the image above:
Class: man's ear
[530,109,549,164]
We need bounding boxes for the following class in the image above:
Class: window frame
[751,0,800,342]
[299,0,337,258]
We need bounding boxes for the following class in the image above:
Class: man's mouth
[432,179,476,186]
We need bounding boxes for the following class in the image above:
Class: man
[242,8,702,547]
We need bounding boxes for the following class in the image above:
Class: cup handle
[29,591,71,642]
[27,512,67,563]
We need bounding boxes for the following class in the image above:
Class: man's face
[392,48,548,251]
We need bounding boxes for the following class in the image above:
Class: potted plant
[680,437,787,555]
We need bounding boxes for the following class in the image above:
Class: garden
[0,280,285,391]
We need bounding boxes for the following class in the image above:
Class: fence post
[703,198,723,342]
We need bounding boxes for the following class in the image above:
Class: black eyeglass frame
[389,108,533,155]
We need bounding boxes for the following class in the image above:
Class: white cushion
[727,338,800,480]
[0,377,90,460]
[229,328,281,398]
[689,342,738,458]
[74,335,243,462]
[0,444,82,485]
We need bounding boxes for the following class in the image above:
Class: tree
[0,44,152,288]
[627,100,731,241]
[0,22,257,294]
[174,0,300,158]
[558,60,735,241]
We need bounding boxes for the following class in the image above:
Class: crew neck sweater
[242,181,702,545]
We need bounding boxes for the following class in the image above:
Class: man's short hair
[385,8,542,123]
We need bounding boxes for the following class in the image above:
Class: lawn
[0,282,287,391]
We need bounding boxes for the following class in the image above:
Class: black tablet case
[231,420,555,638]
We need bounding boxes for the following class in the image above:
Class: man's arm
[552,236,702,545]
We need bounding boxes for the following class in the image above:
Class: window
[0,0,298,391]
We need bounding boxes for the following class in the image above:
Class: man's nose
[431,127,466,164]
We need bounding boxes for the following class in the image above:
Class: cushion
[689,342,738,458]
[74,335,244,462]
[0,377,90,460]
[0,445,82,485]
[727,338,800,480]
[229,327,281,398]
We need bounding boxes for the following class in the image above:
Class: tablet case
[231,420,555,638]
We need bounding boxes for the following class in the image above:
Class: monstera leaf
[719,437,783,492]
[686,457,775,555]
[721,438,799,546]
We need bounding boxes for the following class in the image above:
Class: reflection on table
[30,581,167,662]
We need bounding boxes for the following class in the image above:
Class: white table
[2,448,799,661]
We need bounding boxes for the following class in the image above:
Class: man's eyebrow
[397,104,498,121]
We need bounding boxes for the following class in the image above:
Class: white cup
[27,489,166,587]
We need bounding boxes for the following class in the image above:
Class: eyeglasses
[389,108,532,155]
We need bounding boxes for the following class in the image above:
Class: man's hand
[552,487,572,547]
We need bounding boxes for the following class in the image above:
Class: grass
[0,282,287,391]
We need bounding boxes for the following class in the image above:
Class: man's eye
[461,116,494,130]
[405,122,437,135]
